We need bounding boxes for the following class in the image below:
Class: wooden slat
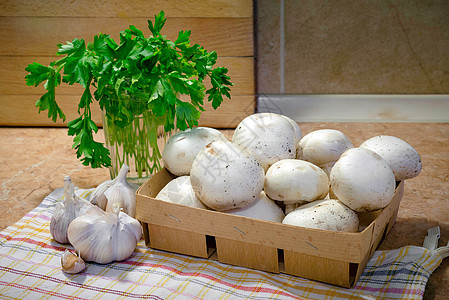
[216,237,279,273]
[367,181,404,256]
[199,95,255,128]
[0,0,253,18]
[148,224,209,258]
[0,17,253,57]
[284,252,351,287]
[0,95,255,128]
[1,95,104,126]
[2,57,254,96]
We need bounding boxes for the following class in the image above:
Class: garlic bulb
[89,164,137,217]
[61,249,85,274]
[67,202,142,264]
[50,176,93,244]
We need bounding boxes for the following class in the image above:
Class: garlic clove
[61,249,86,274]
[104,181,136,218]
[88,179,113,210]
[50,203,72,244]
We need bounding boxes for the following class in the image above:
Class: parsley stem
[104,107,171,183]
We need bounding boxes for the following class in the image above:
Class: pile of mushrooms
[159,112,422,233]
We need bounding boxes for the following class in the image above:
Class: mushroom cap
[225,191,285,223]
[162,127,227,176]
[155,176,208,209]
[190,140,265,211]
[282,199,359,232]
[359,135,422,181]
[297,129,353,168]
[330,148,396,212]
[232,113,297,171]
[264,159,329,203]
[282,115,302,146]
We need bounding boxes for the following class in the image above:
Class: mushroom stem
[285,203,300,215]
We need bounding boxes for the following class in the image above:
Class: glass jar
[102,105,176,185]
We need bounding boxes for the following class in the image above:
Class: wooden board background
[0,0,255,128]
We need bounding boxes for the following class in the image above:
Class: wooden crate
[136,168,404,288]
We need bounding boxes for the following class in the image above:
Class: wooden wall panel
[0,17,253,57]
[0,1,253,18]
[2,57,254,96]
[0,0,254,128]
[0,95,254,128]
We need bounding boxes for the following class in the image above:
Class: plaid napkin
[0,188,447,300]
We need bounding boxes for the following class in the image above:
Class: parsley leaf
[26,62,65,122]
[25,62,53,87]
[148,11,166,37]
[176,99,201,130]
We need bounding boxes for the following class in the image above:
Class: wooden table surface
[0,123,447,299]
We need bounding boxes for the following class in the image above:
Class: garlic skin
[61,249,86,274]
[67,202,142,264]
[50,176,93,244]
[89,179,113,210]
[89,164,137,217]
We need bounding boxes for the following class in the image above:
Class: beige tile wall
[257,0,449,95]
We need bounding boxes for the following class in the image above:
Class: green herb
[25,11,232,173]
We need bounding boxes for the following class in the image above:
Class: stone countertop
[0,124,447,299]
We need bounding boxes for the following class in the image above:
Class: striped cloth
[0,188,447,300]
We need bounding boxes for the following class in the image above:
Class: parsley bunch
[25,11,232,171]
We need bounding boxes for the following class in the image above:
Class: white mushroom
[282,199,359,232]
[162,127,227,176]
[297,129,353,176]
[232,113,297,171]
[330,148,395,212]
[264,159,329,214]
[155,176,208,209]
[282,115,302,146]
[224,191,285,223]
[190,140,265,211]
[359,135,422,181]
